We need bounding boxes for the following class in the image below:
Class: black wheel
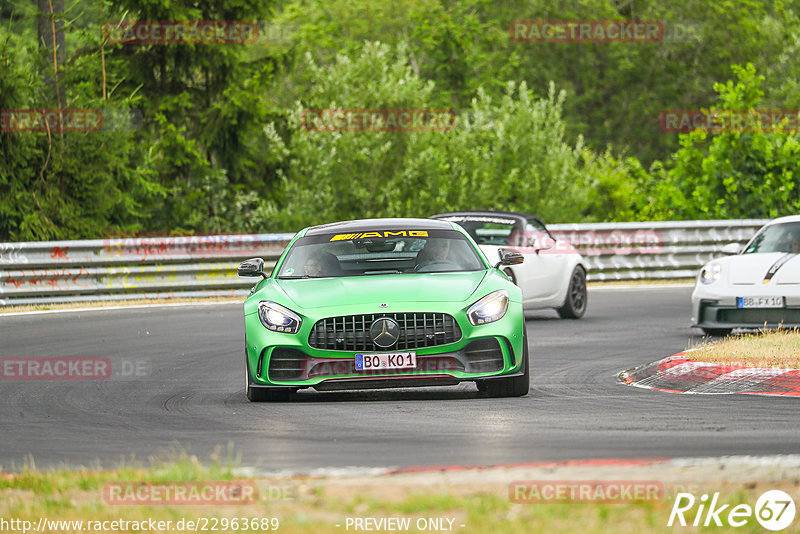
[701,328,732,337]
[557,266,587,319]
[245,356,291,402]
[480,327,530,398]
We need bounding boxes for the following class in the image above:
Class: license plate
[736,296,784,308]
[355,351,416,371]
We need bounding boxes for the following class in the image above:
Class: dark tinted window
[277,229,485,278]
[744,222,800,254]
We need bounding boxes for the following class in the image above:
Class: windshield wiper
[277,275,323,279]
[360,270,404,275]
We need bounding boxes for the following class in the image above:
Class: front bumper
[245,305,525,390]
[691,282,800,330]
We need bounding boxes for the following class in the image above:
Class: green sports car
[237,218,529,401]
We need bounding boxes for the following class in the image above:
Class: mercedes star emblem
[369,317,400,348]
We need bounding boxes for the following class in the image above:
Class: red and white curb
[620,352,800,396]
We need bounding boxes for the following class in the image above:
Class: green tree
[106,0,283,234]
[274,0,800,166]
[257,42,591,230]
[642,63,800,220]
[0,19,160,241]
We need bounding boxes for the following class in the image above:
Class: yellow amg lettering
[329,230,428,241]
[329,233,355,241]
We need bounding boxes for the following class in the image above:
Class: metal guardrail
[0,234,293,306]
[0,219,770,305]
[548,219,769,281]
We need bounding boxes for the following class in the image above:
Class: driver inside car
[415,238,451,270]
[773,230,800,253]
[304,255,325,277]
[304,251,341,277]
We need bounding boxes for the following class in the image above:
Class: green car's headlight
[467,290,509,325]
[258,301,302,333]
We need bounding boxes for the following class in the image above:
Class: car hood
[727,252,800,284]
[276,271,488,309]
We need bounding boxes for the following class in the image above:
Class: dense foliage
[1,0,800,239]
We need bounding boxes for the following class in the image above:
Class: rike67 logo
[669,490,796,531]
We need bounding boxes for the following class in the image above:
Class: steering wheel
[415,261,460,273]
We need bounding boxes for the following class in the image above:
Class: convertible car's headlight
[258,301,302,333]
[467,290,509,325]
[700,263,721,284]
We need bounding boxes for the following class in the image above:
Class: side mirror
[530,234,555,253]
[720,243,741,255]
[534,239,554,253]
[495,248,524,269]
[238,258,267,278]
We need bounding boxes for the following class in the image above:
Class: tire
[245,355,291,402]
[557,266,587,319]
[481,327,530,398]
[701,328,732,337]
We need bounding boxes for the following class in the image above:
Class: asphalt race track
[1,287,797,472]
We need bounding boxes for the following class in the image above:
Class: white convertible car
[431,211,588,318]
[692,215,800,336]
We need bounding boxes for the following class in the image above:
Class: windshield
[435,215,552,248]
[435,216,524,246]
[743,222,800,254]
[277,229,485,278]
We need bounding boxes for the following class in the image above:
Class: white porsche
[692,215,800,336]
[431,211,588,318]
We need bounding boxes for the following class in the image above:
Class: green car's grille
[308,312,462,351]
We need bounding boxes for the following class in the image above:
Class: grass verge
[688,328,800,368]
[2,455,799,533]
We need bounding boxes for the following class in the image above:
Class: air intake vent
[463,338,504,373]
[267,348,307,380]
[308,313,461,351]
